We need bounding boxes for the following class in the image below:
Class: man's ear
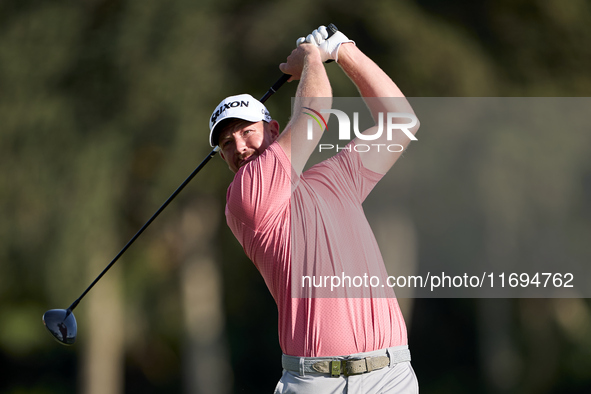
[268,120,280,141]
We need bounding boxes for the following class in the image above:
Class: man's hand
[279,44,322,81]
[296,25,354,63]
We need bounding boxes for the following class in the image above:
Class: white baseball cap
[208,94,272,147]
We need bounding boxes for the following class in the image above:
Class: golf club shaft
[66,73,291,313]
[260,73,290,103]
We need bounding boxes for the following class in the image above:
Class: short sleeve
[226,142,293,233]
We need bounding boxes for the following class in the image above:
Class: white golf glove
[296,25,355,63]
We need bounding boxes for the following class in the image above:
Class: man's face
[218,120,280,173]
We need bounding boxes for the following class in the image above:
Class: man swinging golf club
[209,25,420,393]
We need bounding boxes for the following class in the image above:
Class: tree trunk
[179,199,232,394]
[80,251,125,394]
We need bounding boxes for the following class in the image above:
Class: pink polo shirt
[225,141,407,357]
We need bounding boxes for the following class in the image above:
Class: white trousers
[274,346,419,394]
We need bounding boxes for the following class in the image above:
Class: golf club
[43,23,339,345]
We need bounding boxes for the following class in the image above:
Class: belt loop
[387,345,410,368]
[299,357,305,377]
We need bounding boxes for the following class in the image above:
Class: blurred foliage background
[1,0,590,393]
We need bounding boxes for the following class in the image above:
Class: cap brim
[209,115,266,147]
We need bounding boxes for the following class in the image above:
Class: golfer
[208,26,419,393]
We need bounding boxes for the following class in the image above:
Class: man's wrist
[303,46,324,66]
[335,42,355,64]
[303,44,322,59]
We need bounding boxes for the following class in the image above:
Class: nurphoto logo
[303,107,418,152]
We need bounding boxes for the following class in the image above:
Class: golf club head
[43,309,77,345]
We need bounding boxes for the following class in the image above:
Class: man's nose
[234,137,247,152]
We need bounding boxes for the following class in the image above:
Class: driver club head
[43,309,77,345]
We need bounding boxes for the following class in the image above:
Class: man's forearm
[293,52,333,121]
[296,53,332,100]
[278,46,332,174]
[336,43,419,174]
[337,43,413,116]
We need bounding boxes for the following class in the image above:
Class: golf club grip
[324,23,338,63]
[260,23,338,103]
